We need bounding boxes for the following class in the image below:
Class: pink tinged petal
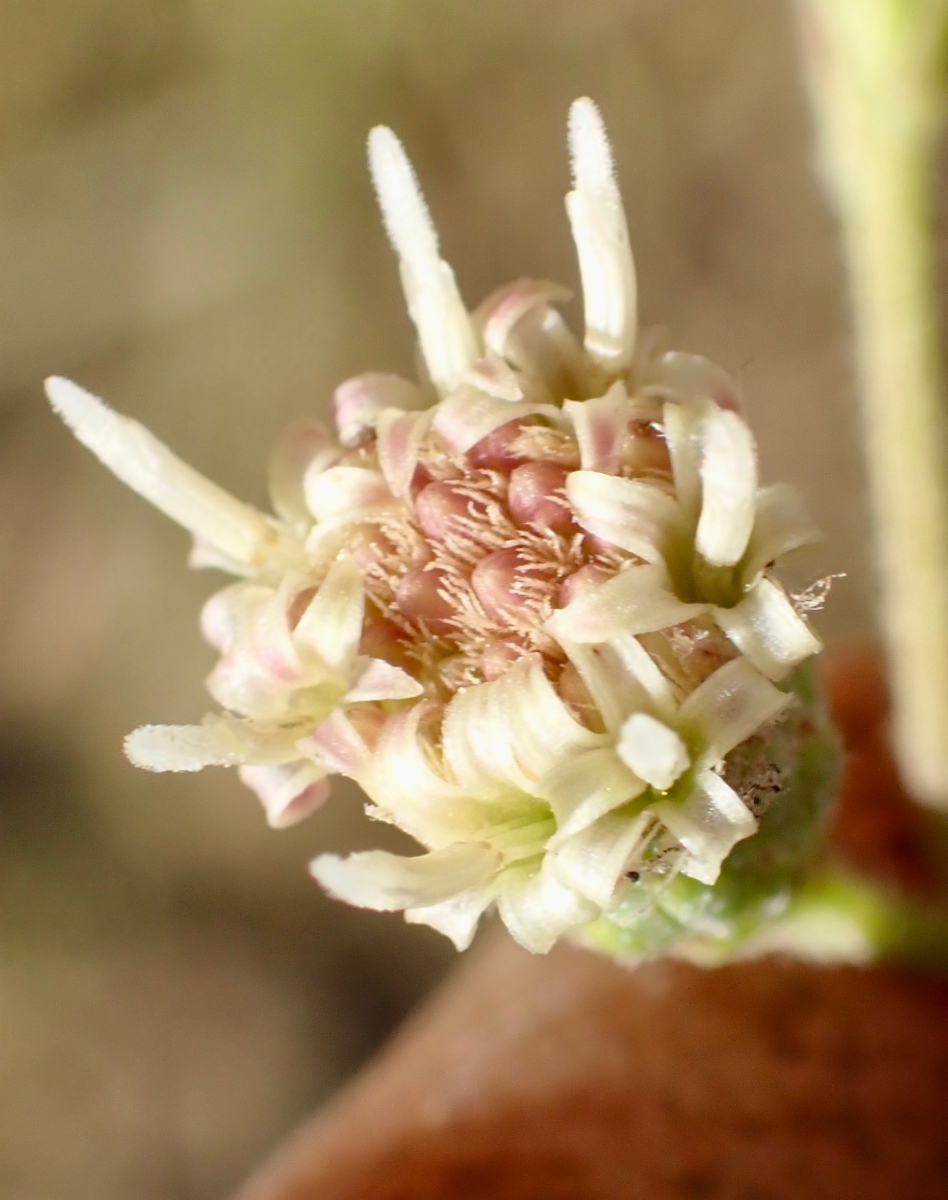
[267,419,340,530]
[678,656,792,764]
[549,810,653,910]
[507,462,574,533]
[565,382,629,474]
[617,713,690,791]
[239,761,331,829]
[395,565,455,636]
[311,842,499,912]
[200,583,263,654]
[566,471,679,563]
[299,709,372,777]
[742,484,822,582]
[565,99,637,372]
[651,769,756,886]
[344,657,423,703]
[293,557,365,675]
[375,407,432,499]
[462,356,524,402]
[481,279,573,358]
[643,351,742,412]
[46,377,291,571]
[497,861,599,954]
[368,127,478,393]
[304,465,392,523]
[695,408,758,568]
[537,747,646,840]
[433,386,557,455]
[405,886,496,951]
[713,576,822,682]
[333,373,426,446]
[547,563,705,644]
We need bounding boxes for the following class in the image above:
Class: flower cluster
[47,99,824,954]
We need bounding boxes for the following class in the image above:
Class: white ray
[368,125,478,393]
[566,97,637,373]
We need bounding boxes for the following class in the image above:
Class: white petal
[311,842,499,912]
[643,351,741,411]
[536,747,646,840]
[333,372,427,446]
[501,657,605,782]
[608,633,678,720]
[497,862,599,953]
[662,398,706,521]
[695,408,758,567]
[714,576,822,681]
[369,703,484,848]
[344,657,423,703]
[293,557,365,675]
[239,760,331,829]
[651,769,756,885]
[742,483,822,582]
[268,419,340,530]
[405,886,495,951]
[124,714,303,772]
[566,471,679,562]
[375,407,431,498]
[617,713,690,791]
[566,98,637,372]
[550,810,653,909]
[565,382,629,474]
[480,279,573,357]
[547,563,705,643]
[442,674,535,798]
[553,639,650,736]
[368,126,478,392]
[678,656,792,763]
[304,465,392,523]
[46,377,287,570]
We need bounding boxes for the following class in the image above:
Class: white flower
[549,397,823,681]
[47,97,826,955]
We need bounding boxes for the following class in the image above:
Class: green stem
[747,868,948,971]
[798,0,948,807]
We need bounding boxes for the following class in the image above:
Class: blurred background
[0,1,875,1195]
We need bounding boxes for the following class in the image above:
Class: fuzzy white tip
[366,127,478,392]
[568,98,618,203]
[46,376,282,569]
[368,126,441,277]
[564,99,637,372]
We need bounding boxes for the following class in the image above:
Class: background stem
[798,0,948,806]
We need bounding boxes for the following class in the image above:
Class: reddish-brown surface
[235,648,948,1200]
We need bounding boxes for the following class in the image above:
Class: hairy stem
[798,0,948,806]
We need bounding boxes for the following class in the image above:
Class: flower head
[47,98,831,956]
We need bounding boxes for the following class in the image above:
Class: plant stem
[798,0,948,806]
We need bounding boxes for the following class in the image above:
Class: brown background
[0,1,879,1195]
